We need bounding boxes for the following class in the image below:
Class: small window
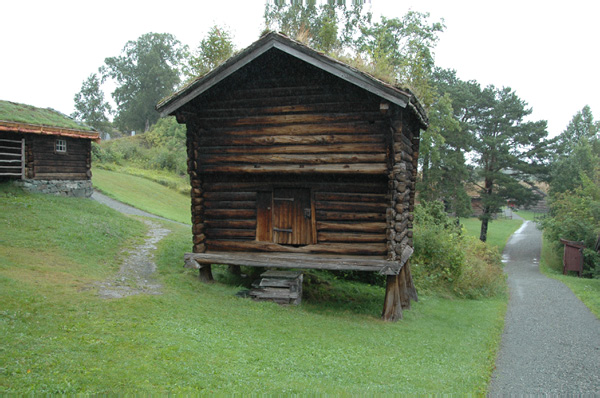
[55,139,67,153]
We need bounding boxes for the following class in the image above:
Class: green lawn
[92,167,191,224]
[460,217,523,253]
[539,235,600,319]
[513,209,546,222]
[0,183,506,394]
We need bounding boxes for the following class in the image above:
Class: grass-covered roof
[0,100,93,131]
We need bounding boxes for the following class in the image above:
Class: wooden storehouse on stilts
[156,32,428,321]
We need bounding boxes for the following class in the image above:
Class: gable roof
[0,100,99,141]
[156,32,428,128]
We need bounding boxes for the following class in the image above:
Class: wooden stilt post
[382,274,403,321]
[398,267,410,309]
[228,264,242,276]
[199,266,213,282]
[404,260,418,302]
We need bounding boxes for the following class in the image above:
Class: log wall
[30,135,91,180]
[180,50,421,281]
[0,132,92,180]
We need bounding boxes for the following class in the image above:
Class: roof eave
[156,32,428,127]
[0,120,100,142]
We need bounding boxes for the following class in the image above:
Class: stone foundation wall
[15,179,93,198]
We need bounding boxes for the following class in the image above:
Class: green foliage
[543,171,600,278]
[413,201,465,288]
[187,25,235,78]
[411,201,505,298]
[0,187,507,394]
[93,117,187,176]
[550,106,600,195]
[71,73,112,138]
[264,2,370,54]
[100,33,188,133]
[471,85,549,241]
[454,237,505,299]
[543,106,600,278]
[356,12,445,106]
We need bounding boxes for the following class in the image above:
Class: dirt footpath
[91,191,175,299]
[95,219,171,299]
[489,220,600,395]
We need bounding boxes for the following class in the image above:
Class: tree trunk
[479,216,489,242]
[479,177,493,242]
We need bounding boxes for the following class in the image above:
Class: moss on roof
[0,100,94,131]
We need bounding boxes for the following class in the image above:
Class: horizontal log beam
[198,153,386,165]
[316,221,387,233]
[199,163,387,175]
[184,251,399,273]
[205,240,387,256]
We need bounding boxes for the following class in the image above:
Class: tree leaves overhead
[187,25,236,78]
[100,32,188,133]
[467,85,549,241]
[71,73,112,138]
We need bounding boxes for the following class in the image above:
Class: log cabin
[0,101,99,197]
[156,32,428,321]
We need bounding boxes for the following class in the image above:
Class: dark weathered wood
[204,200,256,209]
[316,221,386,233]
[314,192,387,203]
[205,219,256,229]
[198,134,384,147]
[185,251,396,271]
[203,191,257,201]
[317,232,386,243]
[196,121,386,137]
[199,163,388,175]
[315,201,387,213]
[256,191,273,242]
[204,209,256,219]
[198,153,386,165]
[382,275,403,321]
[315,210,385,222]
[205,240,387,256]
[196,112,384,128]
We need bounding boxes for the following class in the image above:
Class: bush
[411,201,505,297]
[453,237,505,298]
[542,171,600,278]
[412,201,464,291]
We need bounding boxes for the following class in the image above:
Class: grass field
[539,235,600,319]
[460,217,523,253]
[0,182,508,394]
[92,168,191,224]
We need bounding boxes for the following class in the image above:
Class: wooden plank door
[272,188,313,245]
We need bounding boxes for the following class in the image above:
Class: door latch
[304,208,311,219]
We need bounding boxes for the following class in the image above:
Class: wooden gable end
[179,49,390,176]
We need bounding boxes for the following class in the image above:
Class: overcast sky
[2,0,598,137]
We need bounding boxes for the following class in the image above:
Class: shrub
[542,171,600,278]
[453,237,505,298]
[411,201,505,297]
[412,201,464,291]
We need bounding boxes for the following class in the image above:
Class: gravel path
[95,219,170,299]
[90,190,180,299]
[91,190,188,226]
[489,219,600,395]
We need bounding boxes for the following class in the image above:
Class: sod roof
[0,100,99,140]
[0,100,94,131]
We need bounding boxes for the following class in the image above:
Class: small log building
[0,101,99,197]
[156,32,428,321]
